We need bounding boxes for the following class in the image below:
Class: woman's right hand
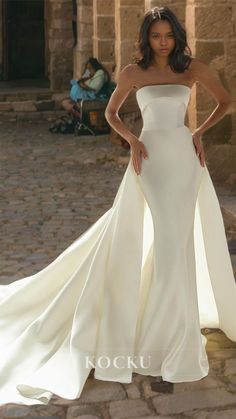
[129,137,149,175]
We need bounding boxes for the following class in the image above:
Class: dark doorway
[2,0,45,80]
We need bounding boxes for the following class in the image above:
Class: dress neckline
[136,84,191,95]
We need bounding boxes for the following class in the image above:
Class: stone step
[0,110,66,121]
[0,92,69,115]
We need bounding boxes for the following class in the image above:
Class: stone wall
[186,0,236,184]
[0,0,235,185]
[73,0,93,79]
[74,0,234,185]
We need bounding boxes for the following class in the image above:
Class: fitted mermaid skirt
[0,84,235,405]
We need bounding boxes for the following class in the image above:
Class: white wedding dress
[0,84,235,406]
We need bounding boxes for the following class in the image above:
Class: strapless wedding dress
[0,84,235,405]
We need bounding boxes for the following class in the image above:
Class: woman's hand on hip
[130,137,149,175]
[192,130,205,167]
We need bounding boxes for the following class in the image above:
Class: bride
[0,5,235,406]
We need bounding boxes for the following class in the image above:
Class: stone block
[80,0,93,6]
[191,408,236,419]
[120,0,144,5]
[119,7,143,40]
[53,4,72,20]
[67,403,101,419]
[152,389,236,415]
[77,379,126,403]
[97,16,115,38]
[78,6,93,24]
[49,38,73,52]
[173,375,224,392]
[37,92,52,101]
[109,399,152,419]
[0,102,12,111]
[49,28,74,39]
[198,114,232,145]
[1,405,30,417]
[78,38,93,52]
[96,0,115,15]
[79,22,94,38]
[195,40,224,64]
[35,100,55,111]
[12,101,37,112]
[195,6,234,38]
[51,19,72,29]
[225,358,236,375]
[97,39,115,61]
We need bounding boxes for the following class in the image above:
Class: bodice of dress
[136,84,191,130]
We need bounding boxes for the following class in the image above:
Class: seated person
[62,57,110,118]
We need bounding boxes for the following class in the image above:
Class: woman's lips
[160,49,169,52]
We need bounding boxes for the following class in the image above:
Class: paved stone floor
[0,120,236,418]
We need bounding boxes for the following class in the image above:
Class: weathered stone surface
[173,375,225,392]
[122,382,140,399]
[195,6,234,38]
[67,404,101,419]
[109,399,152,419]
[152,389,236,415]
[77,379,126,403]
[35,100,55,111]
[225,358,236,375]
[12,101,37,112]
[190,408,236,418]
[204,145,236,186]
[1,405,30,417]
[0,102,12,111]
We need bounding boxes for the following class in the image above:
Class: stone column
[186,0,236,185]
[114,0,145,80]
[93,0,115,75]
[48,0,74,91]
[99,0,144,144]
[73,0,93,79]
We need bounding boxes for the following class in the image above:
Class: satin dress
[0,84,235,405]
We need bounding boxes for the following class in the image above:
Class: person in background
[62,57,110,118]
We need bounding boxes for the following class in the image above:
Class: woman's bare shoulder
[119,63,140,77]
[118,63,144,89]
[188,57,209,75]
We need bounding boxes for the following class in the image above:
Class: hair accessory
[151,6,161,19]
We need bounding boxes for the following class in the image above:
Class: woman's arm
[105,64,138,146]
[191,58,233,136]
[79,81,96,91]
[84,70,106,93]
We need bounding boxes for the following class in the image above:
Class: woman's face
[86,62,95,75]
[148,19,175,58]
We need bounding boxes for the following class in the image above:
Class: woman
[62,57,110,118]
[0,6,235,406]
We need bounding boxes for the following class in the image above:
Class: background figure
[62,57,110,119]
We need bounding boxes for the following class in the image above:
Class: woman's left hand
[192,130,205,167]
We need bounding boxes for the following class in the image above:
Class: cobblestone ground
[0,120,236,419]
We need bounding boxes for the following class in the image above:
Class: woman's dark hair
[85,57,111,83]
[134,6,193,73]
